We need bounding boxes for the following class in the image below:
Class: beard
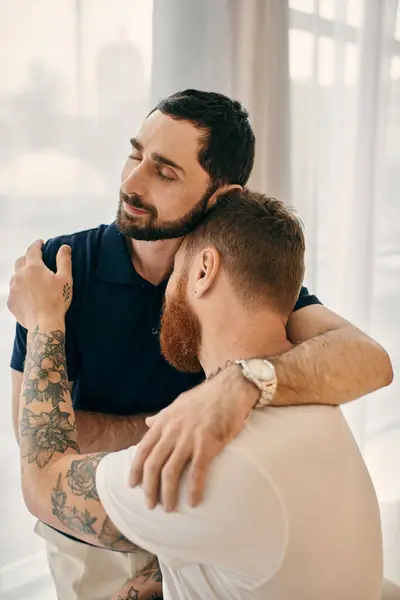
[116,184,215,241]
[160,271,203,373]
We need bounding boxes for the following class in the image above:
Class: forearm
[270,327,393,407]
[19,322,79,460]
[19,321,140,551]
[13,386,149,453]
[75,410,149,453]
[110,558,162,600]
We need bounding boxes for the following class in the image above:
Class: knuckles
[161,466,178,483]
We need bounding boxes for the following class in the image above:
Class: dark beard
[116,184,216,241]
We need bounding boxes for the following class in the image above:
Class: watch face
[246,358,275,382]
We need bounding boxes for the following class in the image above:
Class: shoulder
[96,445,287,577]
[41,224,109,272]
[42,225,108,261]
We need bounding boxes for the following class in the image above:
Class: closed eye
[127,150,176,182]
[157,169,175,182]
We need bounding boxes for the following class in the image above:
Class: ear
[191,247,220,299]
[207,183,243,208]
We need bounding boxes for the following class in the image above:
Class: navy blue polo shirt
[11,222,321,415]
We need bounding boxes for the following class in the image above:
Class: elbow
[369,338,394,389]
[379,345,394,388]
[345,326,394,395]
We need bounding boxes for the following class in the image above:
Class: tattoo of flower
[51,478,140,550]
[117,588,162,600]
[117,587,139,600]
[99,517,140,552]
[28,356,62,391]
[116,559,163,600]
[22,328,69,406]
[139,558,162,584]
[67,454,107,501]
[20,405,80,468]
[51,474,98,534]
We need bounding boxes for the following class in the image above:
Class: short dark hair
[153,89,255,187]
[185,190,305,318]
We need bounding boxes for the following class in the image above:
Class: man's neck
[127,238,182,286]
[200,308,292,378]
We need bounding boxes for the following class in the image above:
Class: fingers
[56,245,72,277]
[142,435,176,509]
[145,414,158,428]
[129,426,162,488]
[187,445,216,507]
[145,407,167,429]
[25,239,44,264]
[141,435,215,511]
[160,439,192,512]
[132,431,214,511]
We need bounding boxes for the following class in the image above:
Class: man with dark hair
[9,190,383,600]
[116,89,255,242]
[155,89,255,187]
[10,89,391,599]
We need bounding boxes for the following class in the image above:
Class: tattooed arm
[12,369,149,453]
[19,323,163,600]
[8,241,164,600]
[110,558,162,600]
[7,242,154,555]
[18,323,141,551]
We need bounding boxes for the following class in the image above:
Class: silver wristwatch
[234,358,277,409]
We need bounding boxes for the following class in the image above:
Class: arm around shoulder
[271,304,393,407]
[95,445,285,577]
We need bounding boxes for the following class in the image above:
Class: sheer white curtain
[288,0,400,583]
[1,1,399,599]
[151,0,292,200]
[0,2,153,598]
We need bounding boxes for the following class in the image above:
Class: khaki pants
[35,521,155,600]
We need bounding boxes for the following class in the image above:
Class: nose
[121,161,148,197]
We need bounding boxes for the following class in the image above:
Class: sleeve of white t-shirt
[96,444,286,578]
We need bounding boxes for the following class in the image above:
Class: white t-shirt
[96,406,382,600]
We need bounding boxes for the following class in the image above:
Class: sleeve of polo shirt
[293,286,322,312]
[10,238,80,381]
[96,445,285,580]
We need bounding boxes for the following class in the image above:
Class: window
[0,2,153,598]
[289,0,400,582]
